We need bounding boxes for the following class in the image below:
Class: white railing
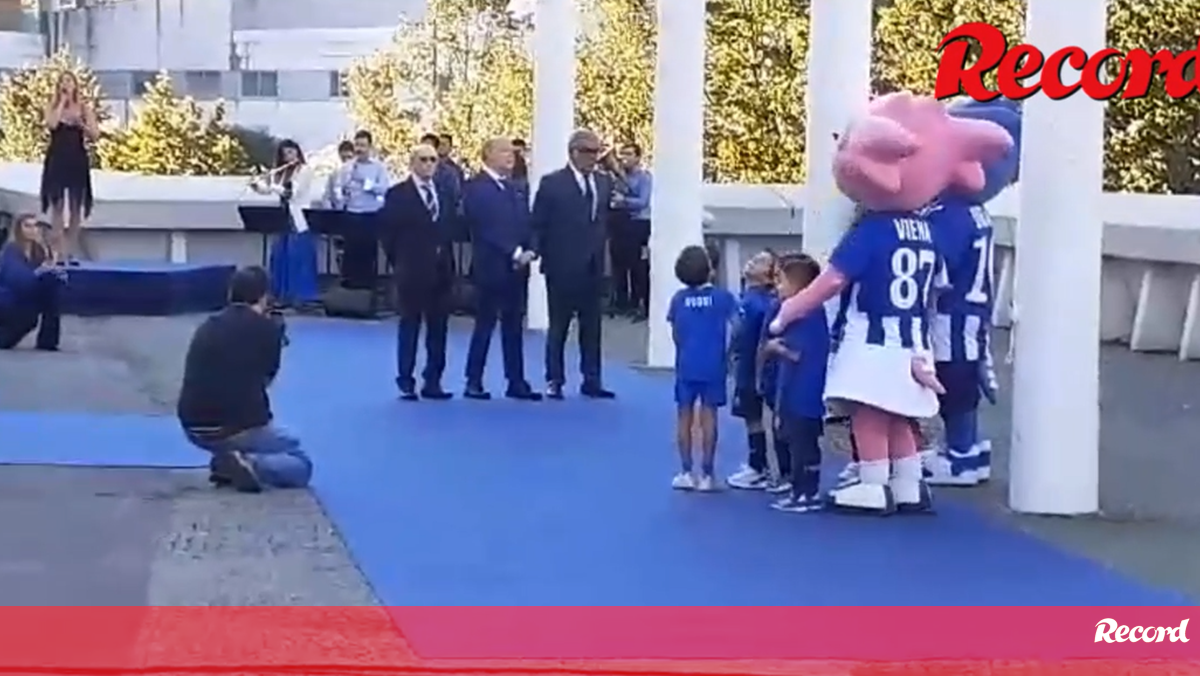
[3,162,1200,358]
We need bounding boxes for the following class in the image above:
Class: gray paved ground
[0,314,1197,605]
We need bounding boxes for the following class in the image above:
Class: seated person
[176,266,312,492]
[0,214,63,351]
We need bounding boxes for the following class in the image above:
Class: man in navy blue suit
[529,130,616,400]
[462,137,541,401]
[380,144,455,401]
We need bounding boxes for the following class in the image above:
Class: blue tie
[421,183,438,220]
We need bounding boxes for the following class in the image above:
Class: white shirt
[481,165,507,189]
[569,164,597,219]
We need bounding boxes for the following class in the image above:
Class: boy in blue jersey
[758,292,792,494]
[728,251,779,490]
[667,245,738,492]
[925,197,995,486]
[766,254,830,512]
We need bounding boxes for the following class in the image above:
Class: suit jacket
[380,178,455,295]
[530,166,610,288]
[462,172,532,288]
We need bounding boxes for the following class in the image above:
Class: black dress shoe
[464,384,492,400]
[420,385,453,400]
[398,389,419,401]
[545,382,565,400]
[506,384,543,401]
[581,384,616,399]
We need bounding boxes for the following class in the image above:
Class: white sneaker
[671,472,696,490]
[727,465,769,490]
[696,474,718,492]
[836,462,859,487]
[974,440,992,482]
[924,453,980,486]
[765,480,792,494]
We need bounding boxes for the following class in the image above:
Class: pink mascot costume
[769,93,1013,515]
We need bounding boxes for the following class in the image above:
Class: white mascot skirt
[824,317,939,420]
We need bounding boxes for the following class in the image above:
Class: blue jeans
[186,425,313,489]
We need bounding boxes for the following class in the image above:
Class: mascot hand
[910,355,945,394]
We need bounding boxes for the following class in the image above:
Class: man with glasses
[380,144,455,400]
[528,129,616,400]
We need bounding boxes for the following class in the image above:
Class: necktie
[421,183,438,219]
[583,174,595,220]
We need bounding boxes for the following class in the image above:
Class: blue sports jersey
[929,197,993,362]
[668,284,739,383]
[758,299,782,403]
[828,210,944,351]
[733,285,776,389]
[776,306,830,420]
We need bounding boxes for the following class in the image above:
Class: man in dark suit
[462,137,541,401]
[380,144,455,401]
[529,129,617,400]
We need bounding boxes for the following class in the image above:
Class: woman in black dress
[41,72,97,265]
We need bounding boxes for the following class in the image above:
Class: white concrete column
[645,0,706,368]
[527,0,577,331]
[1010,0,1106,515]
[802,0,873,262]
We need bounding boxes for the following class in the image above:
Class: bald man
[380,144,455,400]
[462,137,540,400]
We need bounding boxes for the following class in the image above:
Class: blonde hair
[10,213,47,265]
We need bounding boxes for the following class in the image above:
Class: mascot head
[945,98,1022,203]
[833,92,1014,212]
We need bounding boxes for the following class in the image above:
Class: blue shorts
[675,379,727,408]
[935,360,981,416]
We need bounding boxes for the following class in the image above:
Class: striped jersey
[828,210,944,351]
[928,198,994,363]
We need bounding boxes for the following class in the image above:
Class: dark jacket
[462,171,532,288]
[380,177,456,297]
[530,165,611,288]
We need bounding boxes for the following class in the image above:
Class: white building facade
[0,0,422,151]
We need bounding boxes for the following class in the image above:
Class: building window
[131,70,158,97]
[94,71,132,98]
[184,70,222,99]
[240,70,278,98]
[328,70,348,98]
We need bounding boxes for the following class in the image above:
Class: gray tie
[421,183,438,219]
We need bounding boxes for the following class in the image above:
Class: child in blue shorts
[667,244,738,492]
[764,254,830,512]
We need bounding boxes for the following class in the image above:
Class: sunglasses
[574,146,602,155]
[416,156,438,163]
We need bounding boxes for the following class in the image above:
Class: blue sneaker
[771,494,822,513]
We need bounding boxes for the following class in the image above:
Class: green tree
[0,49,107,163]
[705,0,810,183]
[874,0,1200,194]
[98,72,250,175]
[576,0,656,148]
[345,0,531,171]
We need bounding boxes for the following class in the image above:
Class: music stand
[303,209,386,315]
[303,208,343,275]
[237,205,292,268]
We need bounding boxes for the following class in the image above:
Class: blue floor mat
[274,320,1190,606]
[0,319,1187,604]
[0,412,200,467]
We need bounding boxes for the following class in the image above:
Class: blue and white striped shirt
[828,210,944,351]
[928,198,994,363]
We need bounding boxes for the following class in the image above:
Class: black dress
[40,123,93,217]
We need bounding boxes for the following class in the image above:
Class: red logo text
[935,22,1198,101]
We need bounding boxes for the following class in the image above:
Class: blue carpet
[273,319,1190,606]
[0,412,199,467]
[63,261,234,316]
[0,318,1188,604]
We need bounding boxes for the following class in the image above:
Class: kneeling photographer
[177,266,310,492]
